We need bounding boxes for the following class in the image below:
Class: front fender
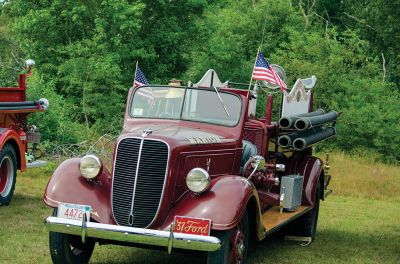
[43,158,112,224]
[0,128,26,171]
[161,176,258,231]
[287,155,323,206]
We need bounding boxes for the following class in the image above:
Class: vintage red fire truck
[44,68,336,264]
[0,60,48,206]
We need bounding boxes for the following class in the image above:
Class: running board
[261,205,312,236]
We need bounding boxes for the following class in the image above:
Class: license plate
[173,216,211,236]
[58,203,91,222]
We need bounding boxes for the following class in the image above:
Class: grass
[326,152,400,201]
[0,153,399,264]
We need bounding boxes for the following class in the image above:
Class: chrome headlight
[79,155,102,180]
[186,168,210,194]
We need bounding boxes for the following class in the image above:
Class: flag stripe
[133,65,154,103]
[251,51,287,92]
[253,72,275,78]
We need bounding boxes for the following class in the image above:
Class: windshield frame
[129,85,243,127]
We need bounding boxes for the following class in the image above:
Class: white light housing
[79,155,102,180]
[25,59,35,67]
[39,98,49,110]
[186,168,210,194]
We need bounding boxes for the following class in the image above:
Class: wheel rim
[0,156,14,196]
[70,245,84,256]
[230,225,245,264]
[69,236,89,256]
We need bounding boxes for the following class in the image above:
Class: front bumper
[45,217,221,252]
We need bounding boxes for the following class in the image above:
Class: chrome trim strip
[128,137,145,224]
[45,216,220,252]
[111,136,171,228]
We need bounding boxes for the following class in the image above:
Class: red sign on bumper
[173,216,211,236]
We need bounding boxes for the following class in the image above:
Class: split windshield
[130,86,242,126]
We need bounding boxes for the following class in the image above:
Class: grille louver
[112,138,169,228]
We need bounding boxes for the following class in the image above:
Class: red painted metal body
[0,128,27,171]
[0,75,27,101]
[44,158,113,224]
[44,82,324,240]
[286,154,323,206]
[160,176,254,230]
[0,73,44,171]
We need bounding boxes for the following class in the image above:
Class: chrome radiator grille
[112,138,169,228]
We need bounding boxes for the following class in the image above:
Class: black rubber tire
[207,209,249,264]
[0,144,17,206]
[49,209,95,264]
[286,180,321,240]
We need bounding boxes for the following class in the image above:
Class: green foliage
[0,7,23,86]
[25,72,88,147]
[0,0,399,162]
[5,0,206,136]
[185,0,399,163]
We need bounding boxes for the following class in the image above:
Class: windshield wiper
[209,71,230,117]
[212,86,230,117]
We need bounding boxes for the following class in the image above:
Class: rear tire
[49,209,95,264]
[0,144,17,206]
[207,209,249,264]
[286,180,321,240]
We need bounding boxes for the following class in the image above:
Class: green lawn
[0,164,399,264]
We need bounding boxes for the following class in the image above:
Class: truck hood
[120,122,237,146]
[113,121,241,229]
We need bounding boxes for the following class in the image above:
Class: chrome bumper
[45,217,221,252]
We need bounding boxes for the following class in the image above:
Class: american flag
[134,65,153,102]
[252,51,287,92]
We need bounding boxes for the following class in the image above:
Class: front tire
[49,209,95,264]
[0,144,17,206]
[207,209,249,264]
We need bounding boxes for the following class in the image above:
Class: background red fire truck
[0,60,47,206]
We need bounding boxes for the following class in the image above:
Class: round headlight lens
[79,155,102,179]
[186,168,210,194]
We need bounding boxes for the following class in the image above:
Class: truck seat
[240,140,257,174]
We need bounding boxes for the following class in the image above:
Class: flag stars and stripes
[134,65,154,103]
[252,51,287,92]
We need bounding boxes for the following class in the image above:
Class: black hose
[277,127,324,148]
[279,109,325,129]
[0,101,39,107]
[0,106,40,110]
[292,127,336,151]
[294,111,338,130]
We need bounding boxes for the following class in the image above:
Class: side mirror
[250,155,266,171]
[246,155,266,179]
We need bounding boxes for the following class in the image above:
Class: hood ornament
[142,128,152,137]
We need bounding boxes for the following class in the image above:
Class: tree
[0,4,23,86]
[8,0,207,134]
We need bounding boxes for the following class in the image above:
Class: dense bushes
[0,0,399,162]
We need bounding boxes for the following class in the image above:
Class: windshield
[130,86,242,126]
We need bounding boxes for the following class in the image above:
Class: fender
[160,176,261,231]
[287,155,323,206]
[0,128,26,171]
[43,158,112,224]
